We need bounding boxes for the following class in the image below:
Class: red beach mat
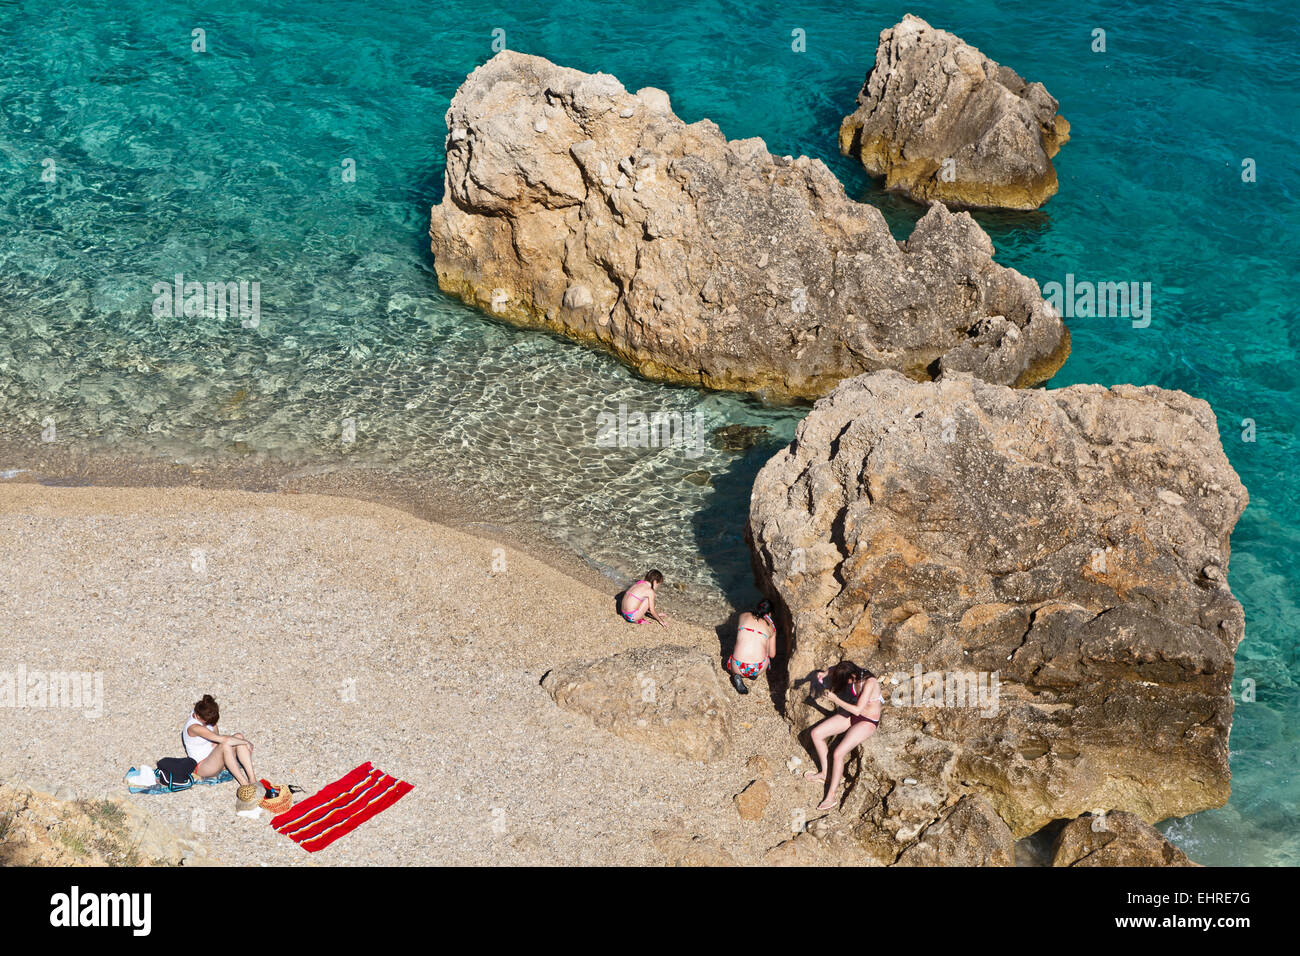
[270,762,413,853]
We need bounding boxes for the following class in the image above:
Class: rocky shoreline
[0,479,1229,867]
[434,35,1244,866]
[747,371,1246,861]
[429,51,1070,400]
[3,18,1250,869]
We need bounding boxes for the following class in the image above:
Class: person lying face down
[183,693,257,787]
[620,570,667,627]
[726,600,778,695]
[804,662,884,811]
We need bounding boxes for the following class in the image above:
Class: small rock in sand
[734,779,770,821]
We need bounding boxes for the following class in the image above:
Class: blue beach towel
[125,766,235,795]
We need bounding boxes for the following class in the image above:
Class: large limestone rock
[894,794,1015,866]
[430,51,1069,400]
[541,644,734,761]
[1052,811,1197,867]
[0,781,211,866]
[840,15,1070,210]
[747,370,1247,849]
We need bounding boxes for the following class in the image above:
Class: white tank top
[183,714,216,763]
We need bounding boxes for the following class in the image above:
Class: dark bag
[155,756,198,791]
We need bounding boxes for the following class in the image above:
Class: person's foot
[730,673,749,695]
[804,770,825,782]
[815,796,838,812]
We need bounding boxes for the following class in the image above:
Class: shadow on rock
[690,436,787,613]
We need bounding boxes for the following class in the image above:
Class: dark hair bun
[757,599,773,615]
[194,694,220,724]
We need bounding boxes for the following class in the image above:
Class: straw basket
[260,784,293,815]
[236,783,259,803]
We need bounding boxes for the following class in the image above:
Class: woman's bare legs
[204,740,252,786]
[804,714,850,782]
[221,743,249,786]
[193,749,228,780]
[816,721,876,811]
[228,735,255,785]
[193,735,255,786]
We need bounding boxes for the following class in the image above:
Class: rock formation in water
[541,644,734,762]
[747,370,1247,858]
[430,51,1070,400]
[1051,811,1197,866]
[840,15,1070,210]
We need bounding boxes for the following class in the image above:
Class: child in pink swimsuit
[620,570,666,626]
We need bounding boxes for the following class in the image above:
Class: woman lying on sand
[725,599,778,695]
[184,694,256,786]
[620,570,667,626]
[805,663,883,811]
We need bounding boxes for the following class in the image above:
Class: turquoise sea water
[0,0,1296,864]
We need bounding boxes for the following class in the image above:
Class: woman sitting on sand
[184,694,256,786]
[725,600,778,695]
[621,570,667,627]
[805,662,883,811]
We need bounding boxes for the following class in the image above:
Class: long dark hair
[826,662,873,697]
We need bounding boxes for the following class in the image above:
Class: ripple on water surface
[1,0,1298,865]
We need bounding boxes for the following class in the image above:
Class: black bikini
[844,681,881,726]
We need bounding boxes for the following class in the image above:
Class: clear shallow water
[0,0,1296,864]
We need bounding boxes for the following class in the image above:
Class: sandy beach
[0,483,813,865]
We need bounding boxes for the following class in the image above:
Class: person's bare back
[732,610,774,663]
[620,569,666,626]
[726,601,778,694]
